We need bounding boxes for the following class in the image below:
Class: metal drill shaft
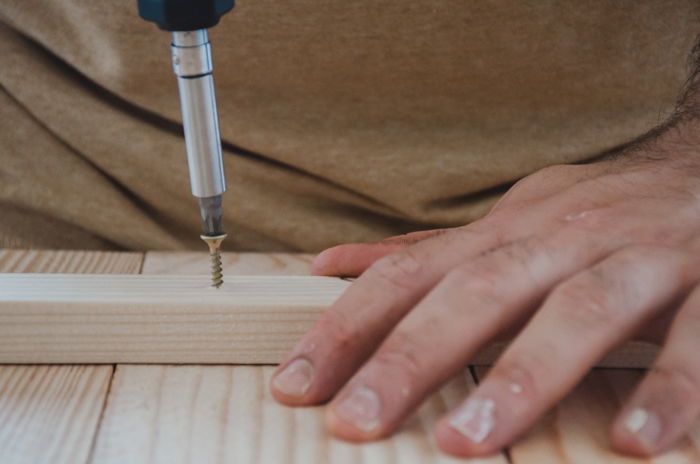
[201,233,227,288]
[172,30,226,200]
[170,30,228,286]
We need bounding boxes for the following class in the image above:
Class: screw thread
[201,233,227,289]
[210,249,224,288]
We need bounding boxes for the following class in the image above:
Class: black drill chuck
[137,0,234,31]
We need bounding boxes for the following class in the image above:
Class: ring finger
[437,245,694,456]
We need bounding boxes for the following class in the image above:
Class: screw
[200,234,227,288]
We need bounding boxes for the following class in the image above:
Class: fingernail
[273,358,314,397]
[449,397,496,444]
[335,386,381,433]
[624,407,662,450]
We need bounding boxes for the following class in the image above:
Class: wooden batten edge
[0,273,350,303]
[0,273,659,367]
[471,341,659,369]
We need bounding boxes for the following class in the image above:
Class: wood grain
[91,365,506,464]
[11,250,686,462]
[0,270,659,367]
[0,249,143,464]
[0,249,143,274]
[89,251,510,463]
[474,367,700,463]
[0,365,112,464]
[142,251,314,276]
[0,273,349,364]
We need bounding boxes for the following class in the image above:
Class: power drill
[137,0,234,287]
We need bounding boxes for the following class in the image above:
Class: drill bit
[139,2,234,294]
[201,233,227,288]
[170,29,229,290]
[198,196,226,287]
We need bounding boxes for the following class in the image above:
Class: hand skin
[270,114,700,455]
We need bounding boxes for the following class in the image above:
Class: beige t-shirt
[0,1,699,251]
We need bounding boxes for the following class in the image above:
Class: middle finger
[325,226,614,440]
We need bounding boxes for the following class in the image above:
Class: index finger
[270,225,504,405]
[311,228,456,277]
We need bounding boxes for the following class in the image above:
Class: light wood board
[0,249,142,274]
[142,251,315,275]
[89,251,509,464]
[0,271,659,367]
[0,273,350,364]
[3,250,693,463]
[475,367,700,463]
[472,341,659,369]
[91,365,505,464]
[0,249,143,464]
[0,365,112,464]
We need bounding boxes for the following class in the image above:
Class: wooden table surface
[1,249,699,464]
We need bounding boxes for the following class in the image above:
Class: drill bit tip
[201,233,227,288]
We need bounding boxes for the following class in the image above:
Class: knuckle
[452,224,507,254]
[367,250,423,291]
[490,351,547,399]
[550,278,617,329]
[547,244,686,332]
[445,263,503,304]
[314,311,360,351]
[372,338,424,381]
[444,237,546,305]
[483,237,545,280]
[614,244,680,264]
[498,236,546,263]
[614,244,657,262]
[611,245,689,288]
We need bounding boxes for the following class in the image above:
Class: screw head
[200,233,227,252]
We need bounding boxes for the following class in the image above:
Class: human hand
[270,120,700,457]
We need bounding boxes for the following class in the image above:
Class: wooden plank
[473,341,659,369]
[142,251,314,275]
[0,249,143,464]
[0,270,658,367]
[91,365,506,464]
[0,365,112,464]
[90,251,509,464]
[0,249,143,274]
[0,273,350,364]
[473,367,700,463]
